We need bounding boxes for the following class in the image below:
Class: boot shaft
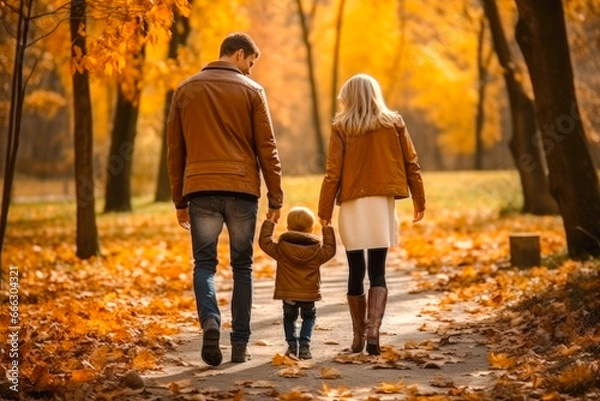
[366,286,388,355]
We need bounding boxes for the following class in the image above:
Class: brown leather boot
[366,286,387,355]
[347,294,366,352]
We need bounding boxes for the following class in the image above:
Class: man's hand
[267,208,281,223]
[413,209,425,223]
[177,208,191,230]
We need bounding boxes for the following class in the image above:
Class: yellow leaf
[278,366,305,378]
[272,353,297,366]
[277,390,314,400]
[77,22,86,37]
[89,345,109,370]
[488,352,516,369]
[176,0,191,18]
[169,381,180,394]
[320,367,341,379]
[374,381,405,394]
[73,44,83,59]
[132,349,157,371]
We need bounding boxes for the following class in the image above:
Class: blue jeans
[189,195,258,346]
[283,301,316,347]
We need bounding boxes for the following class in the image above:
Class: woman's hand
[413,210,424,223]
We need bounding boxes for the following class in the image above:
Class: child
[259,206,336,359]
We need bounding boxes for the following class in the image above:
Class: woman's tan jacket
[318,120,426,222]
[259,220,336,301]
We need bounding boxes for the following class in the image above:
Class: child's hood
[277,231,323,262]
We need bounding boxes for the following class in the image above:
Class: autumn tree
[155,0,194,202]
[71,0,100,258]
[481,0,557,215]
[515,0,600,257]
[295,0,326,173]
[103,23,147,213]
[473,16,493,170]
[330,0,345,121]
[0,0,34,276]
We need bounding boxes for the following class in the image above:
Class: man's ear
[235,48,245,60]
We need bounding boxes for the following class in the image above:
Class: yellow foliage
[488,352,516,369]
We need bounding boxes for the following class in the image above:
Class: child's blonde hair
[287,206,315,233]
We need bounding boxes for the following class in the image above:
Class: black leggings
[346,248,388,296]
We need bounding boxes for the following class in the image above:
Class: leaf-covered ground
[1,172,599,400]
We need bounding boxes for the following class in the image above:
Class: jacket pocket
[186,160,246,176]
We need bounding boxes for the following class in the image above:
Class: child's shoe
[298,344,312,360]
[285,343,298,358]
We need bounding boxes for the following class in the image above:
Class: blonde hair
[287,206,315,233]
[334,73,401,137]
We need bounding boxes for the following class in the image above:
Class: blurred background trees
[1,0,599,258]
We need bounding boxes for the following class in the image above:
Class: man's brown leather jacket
[167,61,283,209]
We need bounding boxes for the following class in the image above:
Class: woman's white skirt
[338,196,398,251]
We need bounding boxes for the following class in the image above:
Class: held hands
[319,219,331,227]
[177,208,191,230]
[267,208,281,223]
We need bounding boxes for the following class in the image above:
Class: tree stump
[510,233,541,268]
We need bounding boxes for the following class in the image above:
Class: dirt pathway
[129,249,496,400]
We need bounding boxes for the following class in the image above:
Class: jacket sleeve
[318,126,345,222]
[398,123,426,212]
[258,220,281,260]
[166,90,188,209]
[320,226,337,264]
[253,89,284,209]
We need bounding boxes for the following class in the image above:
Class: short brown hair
[219,32,260,58]
[287,206,315,233]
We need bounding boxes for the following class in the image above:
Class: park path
[130,247,496,400]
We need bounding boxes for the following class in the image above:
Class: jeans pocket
[190,196,217,216]
[231,198,258,220]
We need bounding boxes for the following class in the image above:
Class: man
[167,32,283,366]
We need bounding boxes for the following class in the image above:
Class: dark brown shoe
[231,345,251,363]
[201,318,222,366]
[298,344,312,360]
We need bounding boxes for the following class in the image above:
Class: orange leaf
[71,369,96,383]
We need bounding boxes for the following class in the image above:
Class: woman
[318,74,426,355]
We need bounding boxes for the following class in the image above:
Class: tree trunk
[330,0,345,121]
[385,0,406,103]
[0,0,32,276]
[295,0,326,172]
[70,0,100,258]
[155,3,193,202]
[104,87,139,212]
[104,36,146,213]
[515,0,600,258]
[474,18,486,170]
[482,0,558,215]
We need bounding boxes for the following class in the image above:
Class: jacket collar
[201,60,243,75]
[279,231,321,246]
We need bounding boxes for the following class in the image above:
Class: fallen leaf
[279,366,306,378]
[374,381,405,394]
[320,367,341,379]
